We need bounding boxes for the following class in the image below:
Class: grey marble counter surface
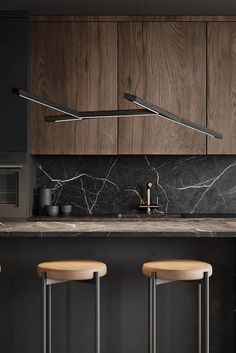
[0,218,236,237]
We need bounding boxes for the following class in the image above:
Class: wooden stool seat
[142,259,213,281]
[37,260,107,281]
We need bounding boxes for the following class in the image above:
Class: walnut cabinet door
[30,21,117,154]
[118,22,207,154]
[207,22,236,154]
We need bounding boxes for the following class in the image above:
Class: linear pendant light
[124,93,223,139]
[13,89,156,120]
[13,88,223,139]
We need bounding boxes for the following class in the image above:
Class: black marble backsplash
[35,155,236,215]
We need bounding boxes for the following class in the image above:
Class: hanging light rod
[13,88,222,139]
[12,88,155,121]
[124,93,223,139]
[44,108,155,122]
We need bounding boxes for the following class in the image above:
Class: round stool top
[37,260,107,281]
[142,259,212,281]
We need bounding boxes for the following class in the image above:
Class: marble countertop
[0,218,236,237]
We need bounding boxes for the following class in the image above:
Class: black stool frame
[41,272,100,353]
[149,271,209,353]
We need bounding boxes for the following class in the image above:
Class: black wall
[0,0,236,16]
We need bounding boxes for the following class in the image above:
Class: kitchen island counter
[0,218,236,237]
[0,218,234,353]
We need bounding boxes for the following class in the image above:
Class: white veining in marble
[37,159,119,214]
[165,160,236,212]
[36,156,236,216]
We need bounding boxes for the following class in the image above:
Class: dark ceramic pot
[45,205,59,217]
[38,188,52,215]
[60,204,72,216]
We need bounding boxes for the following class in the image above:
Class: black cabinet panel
[0,16,27,152]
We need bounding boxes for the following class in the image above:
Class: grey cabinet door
[0,15,27,152]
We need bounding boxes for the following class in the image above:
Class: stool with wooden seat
[142,259,213,353]
[37,260,107,353]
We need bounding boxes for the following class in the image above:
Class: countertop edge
[0,219,236,237]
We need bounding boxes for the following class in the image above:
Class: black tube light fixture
[13,89,156,121]
[13,88,223,139]
[124,93,223,139]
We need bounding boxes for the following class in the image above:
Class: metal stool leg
[149,276,153,353]
[95,272,100,353]
[198,283,202,353]
[42,277,47,353]
[204,272,209,353]
[151,272,157,353]
[47,284,52,353]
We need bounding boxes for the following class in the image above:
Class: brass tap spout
[146,182,152,215]
[139,182,159,215]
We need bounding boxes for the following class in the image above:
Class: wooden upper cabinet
[207,23,236,154]
[30,22,117,154]
[118,22,206,154]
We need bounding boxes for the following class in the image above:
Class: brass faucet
[139,182,159,215]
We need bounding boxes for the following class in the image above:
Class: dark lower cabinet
[0,237,234,353]
[0,13,27,152]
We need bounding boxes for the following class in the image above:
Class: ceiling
[0,0,236,15]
